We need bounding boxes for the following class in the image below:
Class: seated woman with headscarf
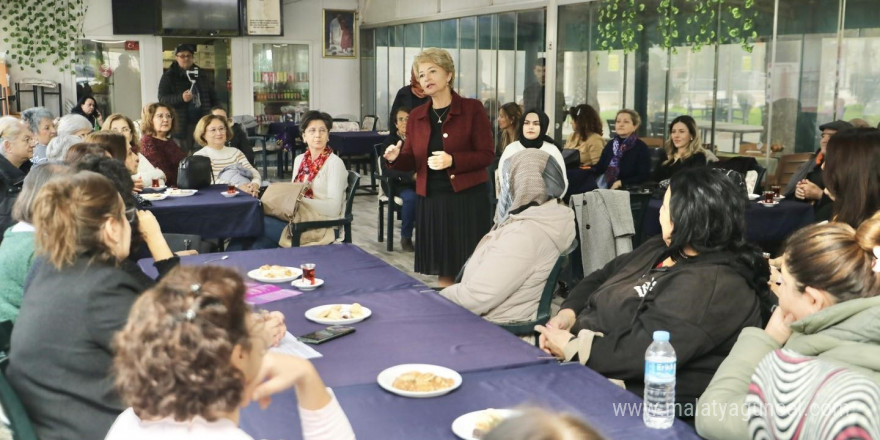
[536,167,770,419]
[441,149,575,325]
[496,110,568,223]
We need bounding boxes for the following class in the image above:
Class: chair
[361,114,378,131]
[162,233,217,254]
[373,143,402,251]
[288,170,360,247]
[498,256,566,344]
[249,136,268,178]
[606,119,616,136]
[0,320,38,440]
[776,152,813,186]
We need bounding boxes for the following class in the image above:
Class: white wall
[0,0,360,119]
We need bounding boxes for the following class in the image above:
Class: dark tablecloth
[137,244,424,294]
[240,362,700,440]
[144,184,263,238]
[643,197,815,243]
[330,131,385,156]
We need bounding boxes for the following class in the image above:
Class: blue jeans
[227,216,287,250]
[399,188,417,239]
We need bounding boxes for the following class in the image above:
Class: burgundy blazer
[388,91,494,196]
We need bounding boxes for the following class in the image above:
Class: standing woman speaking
[384,48,494,287]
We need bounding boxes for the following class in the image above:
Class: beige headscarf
[495,149,566,228]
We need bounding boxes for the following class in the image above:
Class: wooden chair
[288,171,360,246]
[642,136,664,148]
[775,152,813,186]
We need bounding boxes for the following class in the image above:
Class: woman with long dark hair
[564,104,604,166]
[537,167,769,418]
[821,127,880,227]
[653,115,707,182]
[71,95,103,130]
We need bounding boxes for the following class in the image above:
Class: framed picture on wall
[322,9,357,58]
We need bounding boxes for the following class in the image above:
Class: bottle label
[645,360,676,383]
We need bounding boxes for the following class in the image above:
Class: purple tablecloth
[643,197,815,243]
[144,184,263,238]
[240,362,700,440]
[262,287,549,388]
[329,131,385,156]
[138,244,424,294]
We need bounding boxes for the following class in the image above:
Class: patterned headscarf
[293,147,333,198]
[494,149,566,227]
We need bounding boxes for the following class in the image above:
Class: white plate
[292,278,324,290]
[143,185,167,192]
[247,266,302,283]
[141,193,168,201]
[757,200,779,207]
[774,195,786,201]
[220,190,239,198]
[304,304,372,325]
[452,409,521,440]
[165,189,198,197]
[748,193,760,201]
[377,364,462,398]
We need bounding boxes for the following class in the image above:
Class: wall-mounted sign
[246,0,282,36]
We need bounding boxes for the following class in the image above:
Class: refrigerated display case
[253,43,310,124]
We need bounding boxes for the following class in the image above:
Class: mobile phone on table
[298,326,355,345]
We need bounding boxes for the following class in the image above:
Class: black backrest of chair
[373,143,392,197]
[649,147,667,176]
[344,170,360,218]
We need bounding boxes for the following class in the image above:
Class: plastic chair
[0,325,39,440]
[288,171,360,246]
[373,143,402,251]
[162,233,216,254]
[249,136,269,178]
[498,255,566,344]
[362,114,378,131]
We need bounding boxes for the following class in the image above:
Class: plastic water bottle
[644,330,676,429]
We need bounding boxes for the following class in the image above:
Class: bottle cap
[653,330,670,342]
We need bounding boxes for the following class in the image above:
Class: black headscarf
[518,109,555,149]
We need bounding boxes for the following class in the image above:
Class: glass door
[76,40,143,121]
[252,43,310,125]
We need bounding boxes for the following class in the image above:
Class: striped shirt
[193,146,261,185]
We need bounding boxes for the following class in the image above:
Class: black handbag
[561,149,580,168]
[177,155,213,189]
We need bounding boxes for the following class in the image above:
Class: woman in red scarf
[249,111,347,248]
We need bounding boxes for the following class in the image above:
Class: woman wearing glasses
[6,171,178,440]
[253,111,347,248]
[139,103,186,186]
[193,114,261,197]
[102,113,166,185]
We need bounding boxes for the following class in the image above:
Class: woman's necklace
[432,107,449,124]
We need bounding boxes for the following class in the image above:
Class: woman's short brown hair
[113,266,254,422]
[32,171,125,268]
[140,103,177,137]
[194,114,232,147]
[413,48,456,89]
[86,131,128,162]
[784,211,880,302]
[101,113,141,153]
[64,142,111,164]
[616,108,641,128]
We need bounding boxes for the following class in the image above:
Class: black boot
[401,237,414,252]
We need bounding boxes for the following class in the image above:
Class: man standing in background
[158,44,216,153]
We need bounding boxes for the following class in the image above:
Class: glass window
[361,29,377,127]
[376,28,390,131]
[251,43,309,124]
[75,40,143,121]
[841,0,880,128]
[389,25,406,118]
[458,17,478,99]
